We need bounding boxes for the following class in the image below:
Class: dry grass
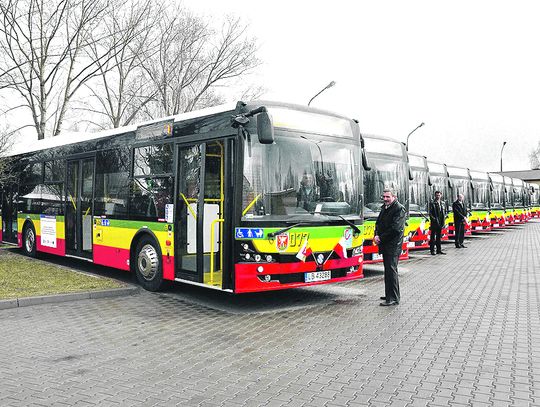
[0,248,124,299]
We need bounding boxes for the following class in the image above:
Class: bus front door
[1,185,18,244]
[65,158,94,259]
[175,141,227,288]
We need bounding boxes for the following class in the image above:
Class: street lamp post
[405,122,425,151]
[308,81,336,106]
[500,141,507,172]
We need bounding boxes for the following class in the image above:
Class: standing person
[452,193,468,248]
[374,188,407,306]
[428,190,446,255]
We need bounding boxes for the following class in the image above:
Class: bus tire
[22,223,37,258]
[133,235,164,292]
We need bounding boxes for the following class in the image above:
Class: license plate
[407,242,415,248]
[493,224,499,228]
[475,226,482,230]
[305,270,331,283]
[372,253,383,261]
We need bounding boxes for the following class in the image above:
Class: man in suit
[374,188,407,306]
[452,193,468,248]
[428,190,446,255]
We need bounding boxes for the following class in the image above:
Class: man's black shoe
[437,251,446,255]
[380,300,399,306]
[430,252,436,255]
[460,244,467,248]
[455,246,461,248]
[380,296,386,300]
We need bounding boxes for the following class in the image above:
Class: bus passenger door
[1,185,18,244]
[175,141,228,288]
[65,158,94,259]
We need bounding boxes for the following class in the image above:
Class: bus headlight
[254,254,261,262]
[265,255,273,262]
[257,266,264,273]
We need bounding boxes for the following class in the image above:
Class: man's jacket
[452,200,468,223]
[375,199,407,253]
[428,200,446,230]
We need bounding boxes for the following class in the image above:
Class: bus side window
[95,148,130,217]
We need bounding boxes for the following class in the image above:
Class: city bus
[511,177,527,223]
[0,101,365,293]
[530,183,540,218]
[503,176,516,225]
[487,172,506,228]
[362,134,410,263]
[407,153,430,250]
[426,161,451,241]
[446,165,473,238]
[469,170,492,232]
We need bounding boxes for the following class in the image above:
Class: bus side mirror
[257,112,274,144]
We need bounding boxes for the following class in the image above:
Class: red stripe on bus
[36,237,66,256]
[93,244,175,280]
[93,245,130,271]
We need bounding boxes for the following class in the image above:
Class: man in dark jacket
[428,190,446,255]
[452,193,467,248]
[374,188,407,306]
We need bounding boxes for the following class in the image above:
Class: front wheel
[23,223,37,257]
[133,236,164,291]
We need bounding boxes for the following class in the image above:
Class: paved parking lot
[1,220,539,406]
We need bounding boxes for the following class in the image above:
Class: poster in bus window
[40,215,57,248]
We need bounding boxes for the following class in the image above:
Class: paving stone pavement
[1,220,539,406]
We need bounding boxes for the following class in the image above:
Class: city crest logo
[276,233,289,251]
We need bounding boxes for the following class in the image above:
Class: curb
[0,286,140,310]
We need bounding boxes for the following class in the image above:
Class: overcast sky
[185,0,539,172]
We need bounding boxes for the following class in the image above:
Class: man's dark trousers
[382,245,400,303]
[455,220,465,247]
[429,227,442,253]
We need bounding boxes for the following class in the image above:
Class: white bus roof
[5,103,236,157]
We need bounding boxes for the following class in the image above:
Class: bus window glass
[130,177,173,221]
[471,180,489,209]
[18,184,41,213]
[204,142,223,200]
[23,162,43,185]
[41,183,64,215]
[408,154,425,168]
[242,135,359,219]
[410,169,428,212]
[95,149,130,217]
[364,138,404,156]
[363,157,408,217]
[44,160,65,182]
[134,143,173,176]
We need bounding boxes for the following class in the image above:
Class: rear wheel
[23,223,37,257]
[133,236,164,291]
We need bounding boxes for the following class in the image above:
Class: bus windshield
[410,168,429,213]
[242,134,359,220]
[491,181,505,209]
[471,180,490,209]
[363,156,408,218]
[451,177,471,208]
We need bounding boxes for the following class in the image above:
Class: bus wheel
[134,236,163,291]
[23,223,37,257]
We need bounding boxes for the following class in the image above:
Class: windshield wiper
[267,222,313,238]
[312,212,361,235]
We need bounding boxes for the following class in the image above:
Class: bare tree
[142,9,261,117]
[78,0,162,129]
[0,0,136,139]
[530,140,540,169]
[0,126,15,187]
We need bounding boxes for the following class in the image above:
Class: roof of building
[497,169,540,181]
